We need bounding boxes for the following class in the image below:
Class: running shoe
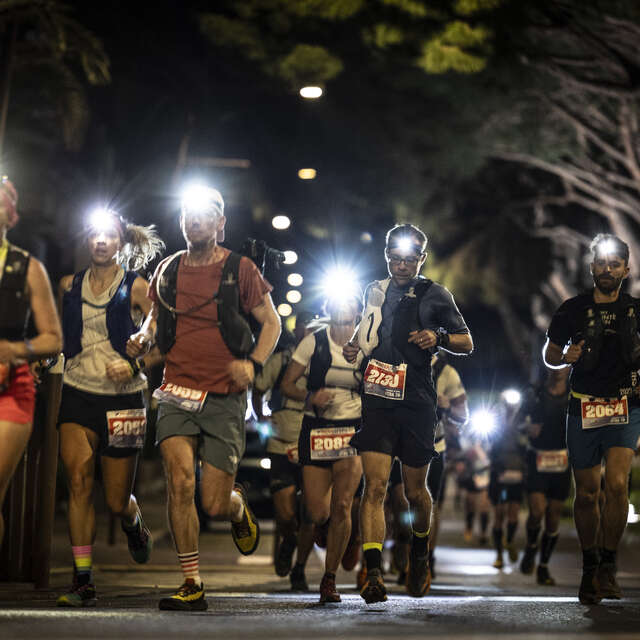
[231,483,260,556]
[493,553,504,569]
[356,564,368,591]
[536,564,555,586]
[429,551,436,581]
[319,573,341,603]
[290,564,309,592]
[275,535,296,577]
[520,545,537,575]
[158,580,207,611]
[57,583,97,607]
[360,568,387,604]
[597,562,622,599]
[122,509,153,564]
[578,568,601,605]
[506,541,519,563]
[406,553,431,597]
[463,529,473,543]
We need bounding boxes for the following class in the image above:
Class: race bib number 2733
[364,359,406,401]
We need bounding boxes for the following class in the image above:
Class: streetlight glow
[298,168,317,180]
[300,86,323,99]
[278,303,293,317]
[502,389,522,406]
[272,215,291,230]
[286,290,302,304]
[283,250,298,265]
[288,273,304,287]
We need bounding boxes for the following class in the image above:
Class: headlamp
[501,389,522,406]
[322,266,361,308]
[387,235,422,255]
[181,183,224,217]
[87,207,122,236]
[595,238,618,257]
[470,409,497,437]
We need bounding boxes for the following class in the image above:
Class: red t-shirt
[149,248,272,393]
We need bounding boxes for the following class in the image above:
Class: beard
[594,273,622,293]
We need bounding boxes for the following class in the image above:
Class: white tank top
[63,268,147,396]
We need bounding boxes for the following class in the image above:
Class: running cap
[0,176,18,228]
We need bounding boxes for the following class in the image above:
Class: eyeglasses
[387,253,422,266]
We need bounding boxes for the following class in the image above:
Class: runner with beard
[544,233,640,604]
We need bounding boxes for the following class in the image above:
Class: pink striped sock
[72,545,92,585]
[178,550,201,585]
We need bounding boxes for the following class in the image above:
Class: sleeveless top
[63,268,146,396]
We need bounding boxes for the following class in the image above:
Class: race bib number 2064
[364,359,407,401]
[580,396,629,430]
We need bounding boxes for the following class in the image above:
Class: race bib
[286,443,299,464]
[363,359,406,401]
[536,449,569,473]
[310,425,357,461]
[153,382,208,413]
[581,396,628,430]
[473,470,490,490]
[107,408,146,449]
[498,469,523,484]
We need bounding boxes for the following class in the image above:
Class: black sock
[506,521,517,544]
[600,547,616,566]
[291,562,305,575]
[411,532,429,557]
[540,531,559,564]
[364,548,382,571]
[480,513,489,534]
[526,525,541,548]
[582,547,600,571]
[492,528,503,553]
[465,511,475,531]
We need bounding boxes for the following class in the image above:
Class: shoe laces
[177,581,199,596]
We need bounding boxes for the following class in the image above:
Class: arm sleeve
[292,333,316,368]
[238,257,273,314]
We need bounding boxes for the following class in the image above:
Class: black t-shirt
[524,388,568,450]
[488,411,526,472]
[547,291,640,400]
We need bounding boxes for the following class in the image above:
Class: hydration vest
[360,276,433,370]
[268,348,292,413]
[155,251,255,358]
[0,244,30,340]
[308,327,332,392]
[62,269,139,360]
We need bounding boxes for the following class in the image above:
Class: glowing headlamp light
[388,235,422,255]
[181,183,224,217]
[87,207,121,235]
[501,389,522,406]
[470,409,497,437]
[595,238,618,257]
[322,266,361,307]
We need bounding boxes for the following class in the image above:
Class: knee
[204,496,230,520]
[166,468,196,505]
[107,494,130,517]
[604,477,628,501]
[331,495,353,522]
[405,485,430,508]
[363,480,387,506]
[305,499,329,526]
[575,486,599,509]
[66,467,93,500]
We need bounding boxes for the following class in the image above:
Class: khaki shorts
[155,391,247,475]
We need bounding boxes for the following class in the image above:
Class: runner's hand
[0,340,17,363]
[563,340,585,364]
[127,331,151,358]
[106,359,134,382]
[229,359,254,389]
[310,388,333,409]
[527,422,542,438]
[408,329,437,350]
[343,340,359,363]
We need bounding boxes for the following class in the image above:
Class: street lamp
[300,86,323,99]
[277,303,293,317]
[298,168,317,180]
[286,290,302,304]
[283,250,298,265]
[272,215,291,230]
[288,273,303,286]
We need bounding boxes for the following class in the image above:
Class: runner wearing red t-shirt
[128,186,280,611]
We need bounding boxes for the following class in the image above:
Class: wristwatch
[435,328,450,348]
